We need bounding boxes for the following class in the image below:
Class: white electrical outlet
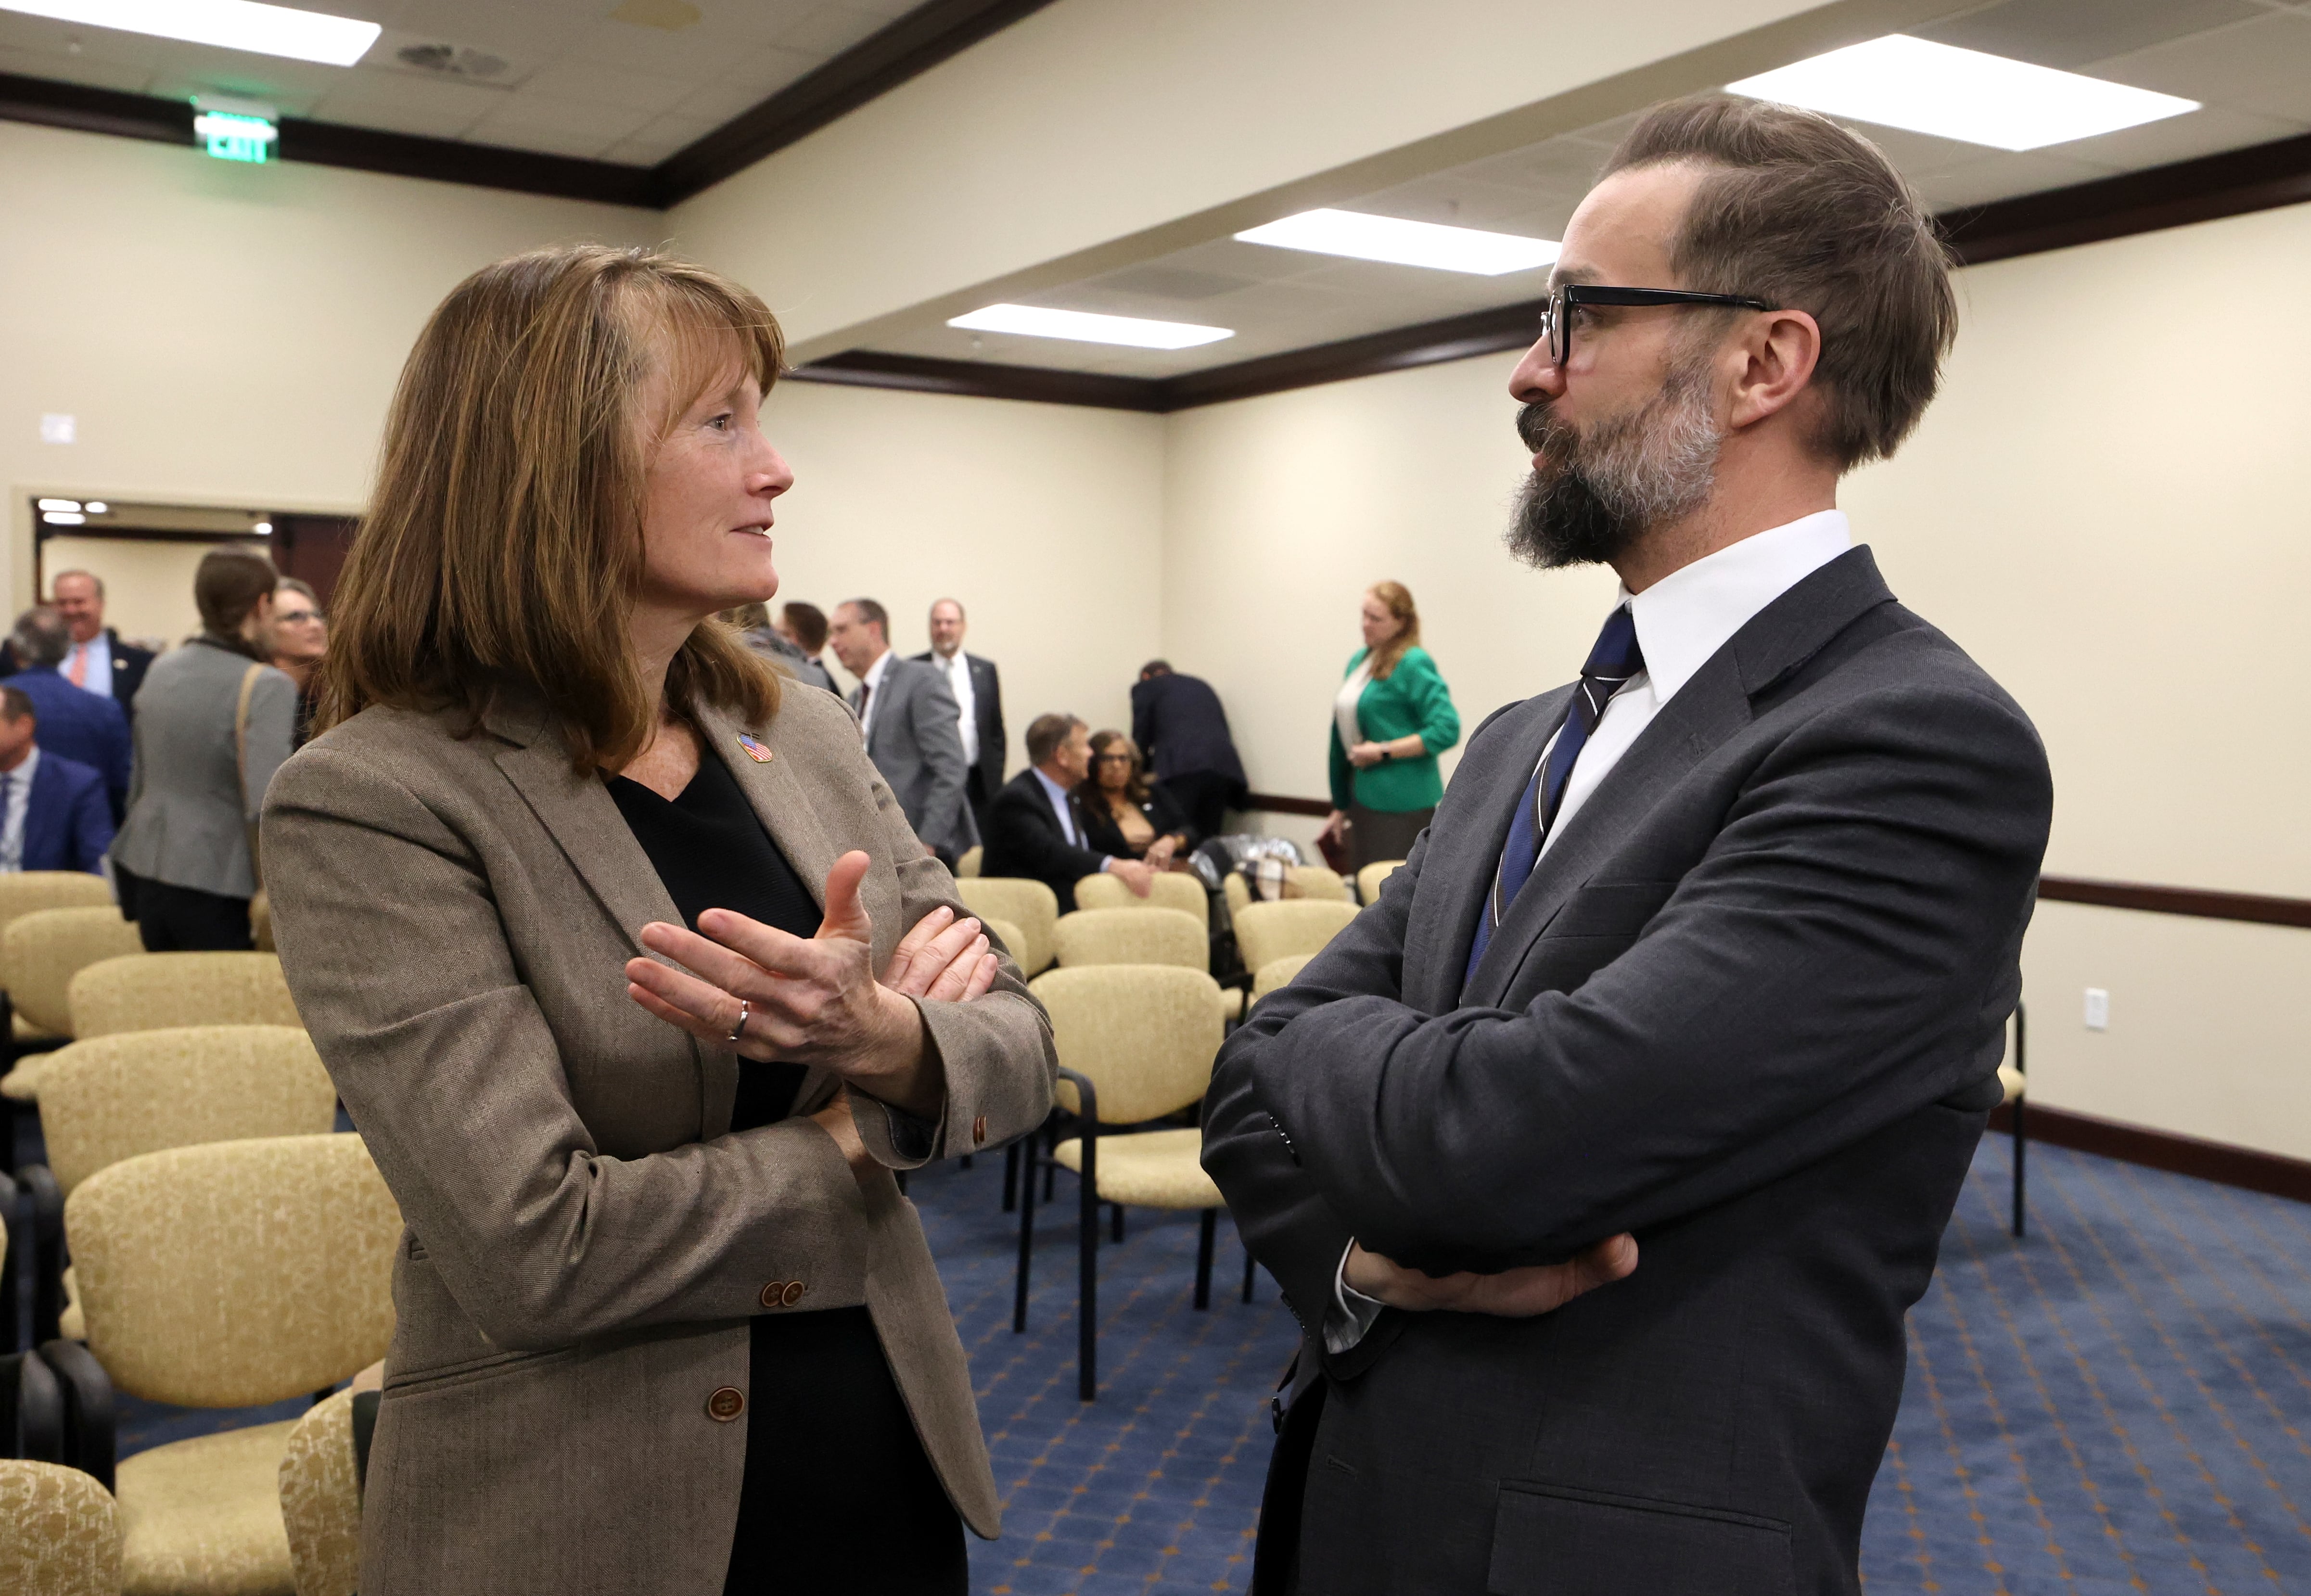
[2084,987,2109,1031]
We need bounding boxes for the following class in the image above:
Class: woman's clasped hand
[623,848,996,1111]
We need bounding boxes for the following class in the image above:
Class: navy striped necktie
[1465,604,1645,982]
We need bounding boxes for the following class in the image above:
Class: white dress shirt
[0,745,41,873]
[63,633,113,698]
[1326,510,1853,1353]
[935,650,979,766]
[856,649,894,741]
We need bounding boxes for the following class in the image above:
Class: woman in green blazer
[1323,581,1461,871]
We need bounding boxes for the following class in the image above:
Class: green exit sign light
[192,99,280,164]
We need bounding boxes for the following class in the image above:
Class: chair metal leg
[1012,1141,1036,1333]
[2011,1093,2028,1240]
[1111,1202,1124,1244]
[0,1171,19,1355]
[1078,1133,1098,1402]
[959,1154,973,1171]
[1043,1122,1058,1202]
[1194,1209,1215,1310]
[1242,1247,1256,1304]
[1002,1141,1019,1212]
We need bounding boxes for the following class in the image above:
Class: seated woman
[1077,729,1194,869]
[263,244,1055,1596]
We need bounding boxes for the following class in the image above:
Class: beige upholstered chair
[1,907,144,1102]
[956,845,983,879]
[1221,865,1353,919]
[0,1459,123,1595]
[68,952,300,1040]
[278,1389,361,1596]
[1251,953,1317,1005]
[1054,907,1238,1023]
[251,896,277,954]
[1356,859,1404,905]
[0,872,117,936]
[1070,870,1210,929]
[956,877,1060,975]
[1016,964,1235,1400]
[67,1133,400,1595]
[979,916,1026,972]
[1234,900,1360,976]
[4,905,143,1045]
[36,1027,339,1342]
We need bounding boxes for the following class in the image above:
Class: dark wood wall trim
[1990,1102,2311,1205]
[1941,129,2311,267]
[650,0,1064,205]
[2038,875,2311,930]
[789,350,1166,411]
[0,0,1060,209]
[1238,793,1336,818]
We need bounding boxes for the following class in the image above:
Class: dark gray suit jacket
[1201,549,2051,1596]
[851,654,979,860]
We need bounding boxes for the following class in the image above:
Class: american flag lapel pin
[736,733,772,763]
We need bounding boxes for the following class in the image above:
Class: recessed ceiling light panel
[946,305,1234,350]
[1726,35,2197,152]
[0,0,383,66]
[1234,209,1559,276]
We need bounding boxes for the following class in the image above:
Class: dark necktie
[1465,605,1645,982]
[0,773,15,870]
[855,681,871,740]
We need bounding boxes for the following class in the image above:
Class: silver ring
[727,998,749,1046]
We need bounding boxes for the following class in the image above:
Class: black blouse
[607,751,966,1595]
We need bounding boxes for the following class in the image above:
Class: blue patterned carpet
[24,1121,2309,1594]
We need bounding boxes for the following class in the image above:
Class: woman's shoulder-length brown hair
[319,243,785,771]
[1367,580,1420,680]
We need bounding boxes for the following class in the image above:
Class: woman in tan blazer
[261,245,1056,1595]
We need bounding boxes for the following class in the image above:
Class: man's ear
[1725,307,1821,433]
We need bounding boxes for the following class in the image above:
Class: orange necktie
[64,645,87,688]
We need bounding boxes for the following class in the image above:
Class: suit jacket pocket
[1543,880,1680,941]
[1487,1481,1792,1596]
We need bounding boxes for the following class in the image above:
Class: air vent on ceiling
[366,29,528,87]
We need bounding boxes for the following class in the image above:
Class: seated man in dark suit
[1,607,132,824]
[1203,95,2051,1596]
[0,686,114,873]
[983,713,1154,911]
[1129,661,1247,840]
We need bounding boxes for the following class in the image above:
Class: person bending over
[263,244,1056,1596]
[1203,94,2050,1596]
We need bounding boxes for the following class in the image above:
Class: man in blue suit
[1,608,131,824]
[0,686,114,873]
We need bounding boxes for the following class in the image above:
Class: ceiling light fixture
[0,0,382,66]
[253,520,274,534]
[1725,35,2197,152]
[36,498,80,512]
[1234,209,1559,275]
[946,305,1233,350]
[43,511,86,525]
[82,501,107,514]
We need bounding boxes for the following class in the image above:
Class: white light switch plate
[2084,987,2109,1031]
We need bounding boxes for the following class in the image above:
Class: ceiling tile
[515,55,700,115]
[0,13,165,74]
[2090,11,2311,122]
[690,1,836,48]
[562,13,785,79]
[0,47,149,96]
[1914,0,2269,70]
[306,71,511,138]
[467,95,656,157]
[600,111,728,165]
[766,4,898,58]
[2053,101,2307,174]
[1905,148,2116,210]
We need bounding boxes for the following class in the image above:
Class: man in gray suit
[829,598,978,867]
[1203,95,2052,1596]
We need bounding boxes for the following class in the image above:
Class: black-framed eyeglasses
[1092,753,1133,766]
[1539,284,1774,369]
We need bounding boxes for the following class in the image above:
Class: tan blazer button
[706,1386,745,1422]
[759,1280,788,1310]
[780,1280,805,1307]
[972,1114,987,1146]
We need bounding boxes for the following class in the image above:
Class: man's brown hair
[781,602,828,654]
[1025,713,1085,767]
[1602,94,1957,470]
[320,244,785,770]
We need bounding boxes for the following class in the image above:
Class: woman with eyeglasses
[1077,728,1193,869]
[270,577,328,746]
[1319,581,1461,871]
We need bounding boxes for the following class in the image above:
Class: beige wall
[1158,200,2311,1160]
[0,118,657,616]
[33,536,231,650]
[761,379,1165,776]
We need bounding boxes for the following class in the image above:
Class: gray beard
[1506,357,1724,570]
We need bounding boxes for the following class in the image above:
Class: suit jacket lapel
[486,691,680,957]
[1460,546,1897,1009]
[1402,687,1571,1011]
[20,759,56,868]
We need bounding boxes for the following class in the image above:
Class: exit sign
[192,97,279,164]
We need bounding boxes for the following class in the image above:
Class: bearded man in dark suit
[1202,95,2051,1596]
